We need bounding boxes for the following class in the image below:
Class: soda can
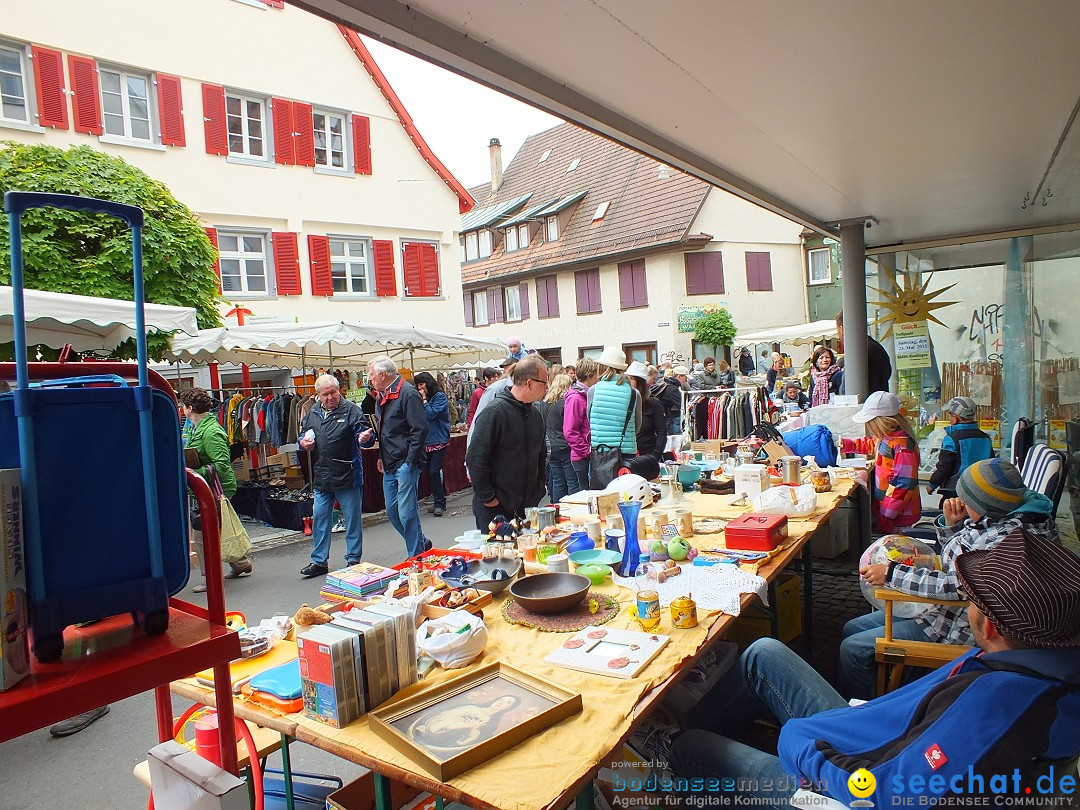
[636,589,661,630]
[670,595,698,628]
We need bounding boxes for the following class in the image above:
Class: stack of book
[320,562,400,601]
[297,626,364,727]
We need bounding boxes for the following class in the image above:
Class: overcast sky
[362,36,563,191]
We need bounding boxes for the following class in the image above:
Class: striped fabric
[1021,444,1066,510]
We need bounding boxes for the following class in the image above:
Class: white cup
[583,517,601,540]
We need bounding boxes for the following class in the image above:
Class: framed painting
[368,661,582,780]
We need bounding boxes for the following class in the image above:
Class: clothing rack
[681,385,774,441]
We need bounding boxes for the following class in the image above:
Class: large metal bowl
[440,558,523,594]
[508,572,591,614]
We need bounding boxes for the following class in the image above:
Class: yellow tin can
[670,595,698,628]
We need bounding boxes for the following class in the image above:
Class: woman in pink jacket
[563,357,599,493]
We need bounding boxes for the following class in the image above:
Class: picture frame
[368,661,582,780]
[543,625,670,679]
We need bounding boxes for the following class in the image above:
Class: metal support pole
[840,219,870,400]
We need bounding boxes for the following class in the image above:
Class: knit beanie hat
[956,458,1026,519]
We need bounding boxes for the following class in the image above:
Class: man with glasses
[465,355,549,531]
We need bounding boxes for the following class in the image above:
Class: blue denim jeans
[547,447,578,503]
[667,415,681,436]
[384,461,426,558]
[839,610,932,699]
[570,458,590,493]
[670,638,848,810]
[425,447,447,511]
[311,486,363,565]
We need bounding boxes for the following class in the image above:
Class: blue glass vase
[617,499,643,578]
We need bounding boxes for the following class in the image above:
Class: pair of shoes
[433,508,444,517]
[300,562,329,578]
[225,559,253,579]
[423,538,433,552]
[50,706,110,737]
[192,581,208,594]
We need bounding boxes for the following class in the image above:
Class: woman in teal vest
[587,346,641,487]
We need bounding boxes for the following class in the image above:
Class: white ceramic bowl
[455,535,486,550]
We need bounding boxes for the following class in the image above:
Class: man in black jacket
[298,374,365,577]
[361,357,430,558]
[466,355,548,531]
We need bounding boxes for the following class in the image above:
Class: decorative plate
[501,591,621,632]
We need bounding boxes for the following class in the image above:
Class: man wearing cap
[928,396,994,501]
[843,458,1058,698]
[671,528,1080,806]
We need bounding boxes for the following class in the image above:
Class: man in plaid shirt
[840,458,1057,698]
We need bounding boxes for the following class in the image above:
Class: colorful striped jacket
[842,430,921,532]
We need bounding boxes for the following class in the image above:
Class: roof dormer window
[505,223,529,253]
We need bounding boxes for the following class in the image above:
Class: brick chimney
[489,137,503,193]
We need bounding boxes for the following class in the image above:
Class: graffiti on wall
[660,350,686,367]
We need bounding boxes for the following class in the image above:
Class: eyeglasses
[529,378,549,387]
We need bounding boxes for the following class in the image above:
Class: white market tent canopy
[165,321,506,369]
[736,320,839,348]
[0,285,199,352]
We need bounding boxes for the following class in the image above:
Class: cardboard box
[0,469,29,691]
[266,450,298,468]
[691,439,737,456]
[733,572,802,648]
[231,456,252,482]
[325,772,421,810]
[147,740,247,810]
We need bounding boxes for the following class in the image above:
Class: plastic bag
[219,496,252,563]
[416,612,487,669]
[752,485,818,517]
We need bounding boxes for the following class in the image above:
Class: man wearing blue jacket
[670,528,1080,808]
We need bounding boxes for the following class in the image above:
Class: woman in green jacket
[181,388,252,592]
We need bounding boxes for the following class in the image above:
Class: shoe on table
[49,706,110,737]
[300,562,329,578]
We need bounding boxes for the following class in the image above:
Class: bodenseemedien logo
[848,768,877,808]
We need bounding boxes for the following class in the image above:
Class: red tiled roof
[338,27,475,214]
[461,123,710,284]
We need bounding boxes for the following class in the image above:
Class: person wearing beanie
[840,458,1058,699]
[927,396,994,501]
[505,336,527,362]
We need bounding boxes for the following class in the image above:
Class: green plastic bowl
[574,564,612,585]
[568,548,621,567]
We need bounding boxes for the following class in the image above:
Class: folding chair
[873,588,971,695]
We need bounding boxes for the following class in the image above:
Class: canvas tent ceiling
[736,320,839,347]
[0,286,199,352]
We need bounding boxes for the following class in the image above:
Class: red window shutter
[156,73,186,146]
[201,83,227,155]
[67,55,102,135]
[352,114,372,175]
[372,239,397,296]
[464,292,474,327]
[419,244,440,296]
[746,252,772,291]
[547,276,560,317]
[536,277,548,319]
[486,289,498,323]
[685,253,704,294]
[518,282,530,320]
[204,227,222,292]
[293,101,314,167]
[271,98,295,165]
[402,242,422,297]
[31,47,68,129]
[272,232,302,295]
[307,235,333,297]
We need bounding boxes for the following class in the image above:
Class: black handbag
[589,392,636,488]
[189,463,224,532]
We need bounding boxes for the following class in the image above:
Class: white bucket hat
[625,360,649,381]
[852,391,902,423]
[597,346,628,370]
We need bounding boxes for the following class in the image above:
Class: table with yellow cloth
[173,478,859,810]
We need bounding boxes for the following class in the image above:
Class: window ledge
[808,278,833,286]
[620,304,649,311]
[223,292,276,300]
[0,118,45,134]
[326,293,377,301]
[230,0,269,8]
[226,154,274,168]
[402,295,447,302]
[99,134,166,152]
[313,165,353,178]
[685,291,726,297]
[577,310,603,316]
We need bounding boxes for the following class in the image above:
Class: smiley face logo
[848,768,876,799]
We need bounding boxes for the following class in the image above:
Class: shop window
[579,346,603,359]
[685,252,725,295]
[537,348,562,365]
[0,42,32,125]
[218,231,272,295]
[808,248,832,285]
[329,237,372,294]
[575,268,601,314]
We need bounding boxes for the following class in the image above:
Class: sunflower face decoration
[872,270,957,339]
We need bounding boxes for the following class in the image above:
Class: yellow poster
[1050,419,1067,450]
[894,321,932,370]
[979,419,1001,449]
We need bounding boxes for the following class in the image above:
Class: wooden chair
[873,588,972,695]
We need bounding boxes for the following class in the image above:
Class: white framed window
[808,247,832,285]
[0,42,31,125]
[218,231,271,294]
[313,109,347,169]
[473,291,489,326]
[330,237,372,294]
[478,229,492,258]
[465,231,479,262]
[226,92,267,159]
[546,215,559,242]
[505,225,518,253]
[100,66,153,142]
[504,285,522,321]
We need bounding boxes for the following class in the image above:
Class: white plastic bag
[416,612,487,669]
[752,485,817,517]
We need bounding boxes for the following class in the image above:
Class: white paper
[1058,370,1080,405]
[615,564,768,616]
[969,373,993,407]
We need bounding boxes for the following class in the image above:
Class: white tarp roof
[0,285,200,352]
[165,321,506,369]
[736,319,839,347]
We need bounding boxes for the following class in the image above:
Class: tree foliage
[693,308,737,349]
[0,141,221,358]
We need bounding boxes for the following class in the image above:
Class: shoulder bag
[590,391,636,488]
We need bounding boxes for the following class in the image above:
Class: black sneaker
[423,538,433,552]
[433,508,444,517]
[300,562,329,578]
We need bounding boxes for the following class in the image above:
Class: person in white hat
[586,347,641,487]
[840,391,922,533]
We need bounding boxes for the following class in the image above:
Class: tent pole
[300,348,306,394]
[329,345,334,371]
